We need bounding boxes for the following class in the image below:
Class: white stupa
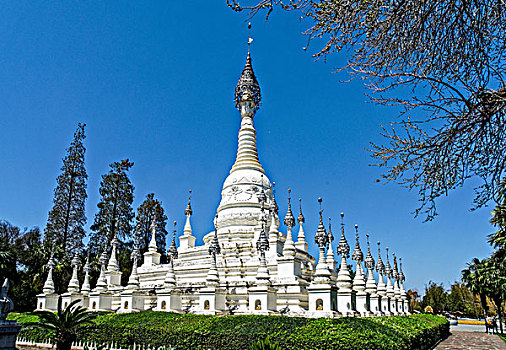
[36,40,411,317]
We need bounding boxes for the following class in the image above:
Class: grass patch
[10,312,449,350]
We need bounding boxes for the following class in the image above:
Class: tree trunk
[55,332,75,350]
[62,173,75,257]
[498,303,504,335]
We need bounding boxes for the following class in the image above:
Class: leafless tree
[227,0,506,220]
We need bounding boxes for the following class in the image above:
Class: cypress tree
[89,159,134,256]
[43,123,87,261]
[134,193,168,256]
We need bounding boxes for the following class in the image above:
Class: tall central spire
[230,52,264,174]
[216,28,272,231]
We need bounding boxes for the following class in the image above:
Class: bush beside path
[10,312,449,350]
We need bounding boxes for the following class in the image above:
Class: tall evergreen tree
[43,123,87,261]
[134,193,168,255]
[89,159,134,256]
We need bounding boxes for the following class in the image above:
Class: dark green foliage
[134,193,168,257]
[43,123,87,294]
[89,159,135,256]
[12,311,449,350]
[0,221,46,312]
[420,281,447,315]
[24,298,97,350]
[462,254,506,334]
[446,282,484,319]
[250,336,281,350]
[489,178,506,250]
[44,123,87,260]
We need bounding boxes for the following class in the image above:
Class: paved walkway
[435,331,506,349]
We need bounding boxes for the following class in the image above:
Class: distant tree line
[0,123,172,311]
[415,188,506,334]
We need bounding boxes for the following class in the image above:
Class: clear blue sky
[0,1,496,293]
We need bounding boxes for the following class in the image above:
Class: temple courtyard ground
[435,324,506,349]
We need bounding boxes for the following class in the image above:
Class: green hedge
[10,312,449,350]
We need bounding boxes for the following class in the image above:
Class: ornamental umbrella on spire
[283,189,296,256]
[314,198,328,248]
[283,189,295,228]
[352,225,363,263]
[234,51,261,111]
[336,212,352,292]
[184,190,193,217]
[364,234,375,270]
[209,216,221,256]
[207,215,221,285]
[297,198,305,224]
[376,242,385,275]
[327,217,334,250]
[399,257,405,282]
[336,213,350,258]
[313,198,331,282]
[392,253,399,281]
[271,182,279,216]
[385,247,392,278]
[164,221,179,287]
[168,221,179,261]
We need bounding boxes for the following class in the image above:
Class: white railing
[16,337,175,350]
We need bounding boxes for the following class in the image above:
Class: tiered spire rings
[207,215,221,285]
[67,253,81,293]
[314,198,330,282]
[42,254,56,294]
[336,213,352,292]
[165,221,178,287]
[282,189,296,257]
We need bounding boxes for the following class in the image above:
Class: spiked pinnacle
[352,224,363,262]
[375,242,387,299]
[336,212,352,292]
[165,221,179,287]
[283,189,296,256]
[184,190,193,216]
[295,198,308,252]
[168,221,178,261]
[283,189,295,228]
[68,253,81,293]
[314,198,331,282]
[207,214,221,285]
[364,234,377,297]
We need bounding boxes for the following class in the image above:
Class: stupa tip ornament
[327,217,334,244]
[336,212,350,257]
[168,221,178,261]
[235,24,261,111]
[364,234,375,269]
[315,198,328,247]
[185,190,193,216]
[209,215,221,256]
[376,242,385,274]
[297,198,305,224]
[271,182,279,215]
[385,247,392,276]
[399,257,406,282]
[352,224,363,262]
[283,189,295,227]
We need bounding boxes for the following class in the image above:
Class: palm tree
[462,258,489,317]
[26,297,96,350]
[489,178,506,249]
[462,256,506,335]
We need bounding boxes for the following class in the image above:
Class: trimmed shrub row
[10,312,449,350]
